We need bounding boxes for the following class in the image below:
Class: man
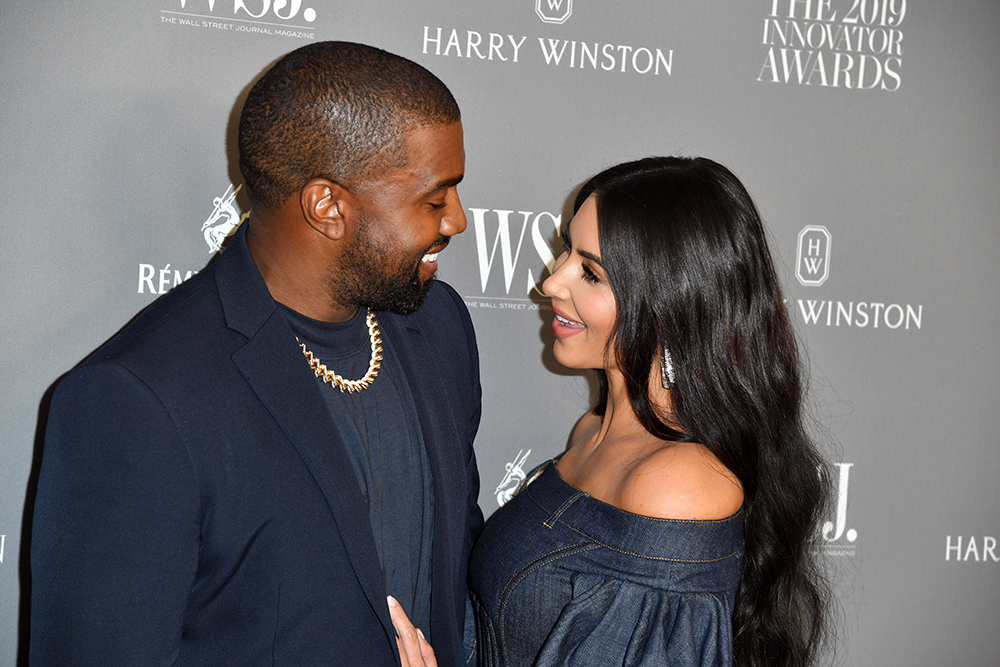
[31,42,482,666]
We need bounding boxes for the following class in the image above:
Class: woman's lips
[551,307,585,338]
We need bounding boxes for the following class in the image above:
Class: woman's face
[542,194,618,370]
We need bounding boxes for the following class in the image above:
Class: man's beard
[332,214,444,316]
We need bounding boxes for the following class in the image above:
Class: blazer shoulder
[394,280,476,346]
[422,280,471,321]
[95,269,218,354]
[84,269,241,385]
[384,281,479,394]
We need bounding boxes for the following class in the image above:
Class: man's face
[334,122,467,315]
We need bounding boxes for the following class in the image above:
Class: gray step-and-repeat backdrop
[2,2,998,665]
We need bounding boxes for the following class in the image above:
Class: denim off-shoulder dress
[469,459,744,667]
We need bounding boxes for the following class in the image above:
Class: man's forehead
[383,122,465,190]
[402,121,464,155]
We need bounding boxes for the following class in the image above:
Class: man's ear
[300,177,353,241]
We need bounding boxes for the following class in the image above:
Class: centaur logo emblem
[795,225,831,287]
[201,183,249,253]
[536,0,573,24]
[495,449,531,506]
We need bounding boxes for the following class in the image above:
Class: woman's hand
[388,596,437,667]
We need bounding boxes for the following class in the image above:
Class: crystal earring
[660,346,676,389]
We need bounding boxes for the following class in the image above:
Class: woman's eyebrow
[576,249,603,267]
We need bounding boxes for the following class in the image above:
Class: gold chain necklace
[297,309,383,393]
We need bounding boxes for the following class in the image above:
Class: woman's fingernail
[387,596,397,608]
[417,628,425,640]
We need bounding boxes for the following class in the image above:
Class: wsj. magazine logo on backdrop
[460,206,562,312]
[138,183,247,295]
[791,225,923,331]
[757,0,906,91]
[422,2,673,77]
[159,0,318,40]
[821,462,857,557]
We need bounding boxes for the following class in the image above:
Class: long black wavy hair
[577,156,831,667]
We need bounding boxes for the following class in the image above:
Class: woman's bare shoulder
[618,441,744,521]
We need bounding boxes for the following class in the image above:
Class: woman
[468,157,830,667]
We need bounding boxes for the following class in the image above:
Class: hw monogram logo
[822,462,857,555]
[201,184,249,253]
[796,225,831,286]
[536,0,573,24]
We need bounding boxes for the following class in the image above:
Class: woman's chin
[552,343,594,371]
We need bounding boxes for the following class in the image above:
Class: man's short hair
[238,41,461,210]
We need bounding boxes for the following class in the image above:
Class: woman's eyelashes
[581,264,601,284]
[559,236,601,285]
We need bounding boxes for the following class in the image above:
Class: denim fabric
[470,460,743,667]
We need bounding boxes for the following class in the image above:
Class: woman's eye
[582,265,601,284]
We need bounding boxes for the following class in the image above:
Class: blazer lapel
[380,314,466,642]
[381,315,464,529]
[215,223,395,645]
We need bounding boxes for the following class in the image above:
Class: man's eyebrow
[428,175,464,194]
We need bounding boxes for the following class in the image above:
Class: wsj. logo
[796,225,831,287]
[536,0,572,25]
[470,208,562,295]
[495,449,531,507]
[202,183,249,253]
[821,462,857,555]
[177,0,318,22]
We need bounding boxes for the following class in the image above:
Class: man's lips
[422,241,449,263]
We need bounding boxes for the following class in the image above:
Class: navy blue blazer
[31,223,483,666]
